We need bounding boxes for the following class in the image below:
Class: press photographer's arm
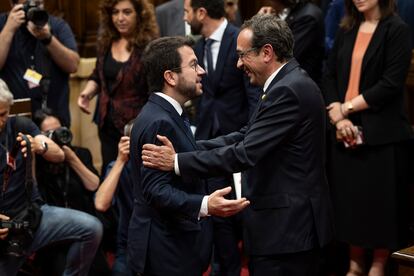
[62,145,99,191]
[17,132,64,162]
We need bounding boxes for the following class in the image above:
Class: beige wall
[69,58,102,172]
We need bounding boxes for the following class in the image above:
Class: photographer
[0,0,80,126]
[0,79,103,276]
[34,108,99,210]
[33,108,112,275]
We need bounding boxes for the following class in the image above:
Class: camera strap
[35,42,52,110]
[2,117,35,203]
[21,135,34,204]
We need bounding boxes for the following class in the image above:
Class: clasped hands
[327,103,359,147]
[142,135,250,217]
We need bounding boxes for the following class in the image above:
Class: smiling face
[176,45,205,100]
[111,0,137,37]
[236,28,267,86]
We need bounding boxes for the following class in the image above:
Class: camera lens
[27,8,49,27]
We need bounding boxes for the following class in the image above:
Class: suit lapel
[213,24,236,89]
[149,94,197,149]
[361,19,387,74]
[249,59,300,123]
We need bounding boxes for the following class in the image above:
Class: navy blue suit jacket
[128,94,211,275]
[178,60,334,255]
[194,23,260,141]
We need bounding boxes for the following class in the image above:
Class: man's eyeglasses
[237,47,258,59]
[170,60,200,72]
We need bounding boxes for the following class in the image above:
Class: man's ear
[164,70,177,87]
[262,44,275,63]
[195,7,207,21]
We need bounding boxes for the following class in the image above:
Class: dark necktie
[181,111,192,135]
[205,38,215,76]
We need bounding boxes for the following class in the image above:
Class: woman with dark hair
[77,0,158,172]
[323,0,413,275]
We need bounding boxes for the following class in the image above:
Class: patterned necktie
[205,38,215,76]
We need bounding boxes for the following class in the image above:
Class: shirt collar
[263,62,287,93]
[155,92,183,115]
[279,8,291,21]
[208,19,228,43]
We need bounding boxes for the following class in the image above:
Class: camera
[22,0,49,28]
[0,219,30,257]
[46,127,73,147]
[0,220,29,230]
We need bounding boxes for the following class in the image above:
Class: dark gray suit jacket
[155,0,186,37]
[177,59,334,255]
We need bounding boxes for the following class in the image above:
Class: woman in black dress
[323,0,413,275]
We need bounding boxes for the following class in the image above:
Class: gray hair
[0,79,14,106]
[241,14,294,63]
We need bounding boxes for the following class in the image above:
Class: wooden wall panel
[0,2,10,13]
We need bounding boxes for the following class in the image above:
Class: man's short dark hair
[241,14,294,63]
[191,0,225,19]
[142,36,193,93]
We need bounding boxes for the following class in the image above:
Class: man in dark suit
[127,36,249,276]
[155,0,186,37]
[142,15,334,274]
[184,0,260,274]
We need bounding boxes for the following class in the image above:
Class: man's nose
[236,58,243,69]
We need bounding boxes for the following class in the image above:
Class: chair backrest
[9,98,32,118]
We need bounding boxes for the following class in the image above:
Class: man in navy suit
[184,1,260,274]
[142,15,334,274]
[127,36,249,276]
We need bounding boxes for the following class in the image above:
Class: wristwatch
[39,141,48,155]
[40,34,53,45]
[345,101,354,112]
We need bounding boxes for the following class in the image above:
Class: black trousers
[98,118,122,175]
[249,248,320,276]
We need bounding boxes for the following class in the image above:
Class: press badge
[6,152,16,171]
[23,68,43,89]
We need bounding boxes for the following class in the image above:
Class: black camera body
[22,0,49,28]
[46,127,73,147]
[0,219,31,257]
[0,220,29,230]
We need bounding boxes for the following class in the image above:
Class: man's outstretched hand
[208,187,250,217]
[142,135,175,171]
